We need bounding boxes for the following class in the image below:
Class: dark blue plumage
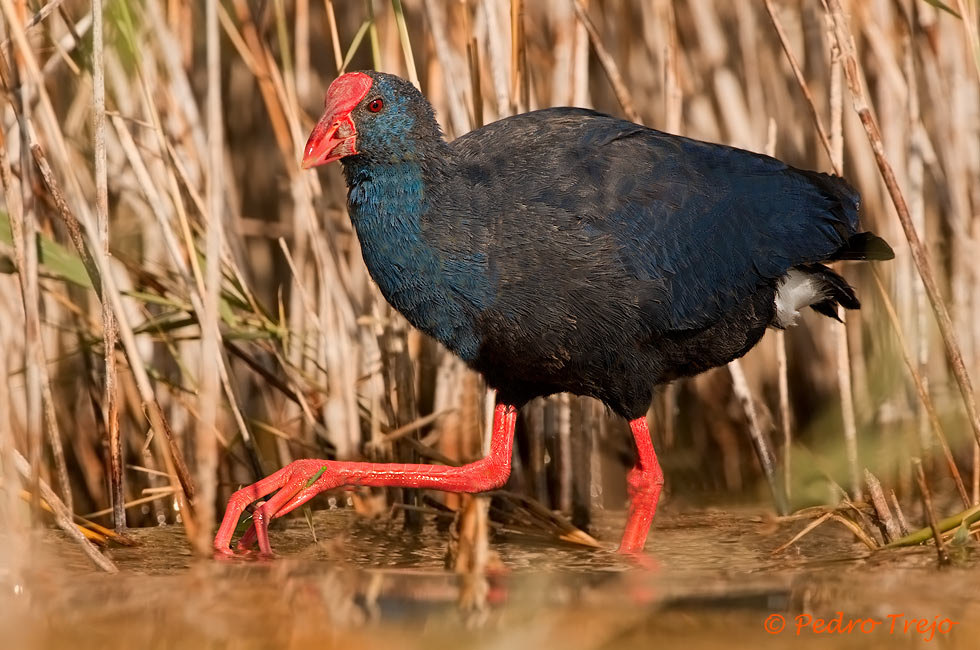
[330,71,893,419]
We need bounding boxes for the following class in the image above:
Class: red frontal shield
[302,72,373,168]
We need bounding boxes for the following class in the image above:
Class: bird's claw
[212,460,338,555]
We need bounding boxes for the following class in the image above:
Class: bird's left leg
[217,404,519,554]
[618,415,664,553]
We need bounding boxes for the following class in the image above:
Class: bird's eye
[367,98,384,113]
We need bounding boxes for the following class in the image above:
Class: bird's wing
[453,109,860,332]
[597,132,860,330]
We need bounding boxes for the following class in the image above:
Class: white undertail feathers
[773,268,829,328]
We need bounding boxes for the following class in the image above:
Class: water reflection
[2,508,978,649]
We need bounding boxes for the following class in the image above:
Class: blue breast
[344,161,485,361]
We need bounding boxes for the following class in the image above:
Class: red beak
[301,72,373,169]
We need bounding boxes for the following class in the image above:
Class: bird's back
[448,107,861,319]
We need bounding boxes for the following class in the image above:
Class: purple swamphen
[215,71,893,555]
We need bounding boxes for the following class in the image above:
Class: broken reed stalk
[889,490,910,536]
[913,457,950,566]
[92,0,124,533]
[827,33,861,502]
[826,0,980,454]
[193,0,224,555]
[864,468,900,543]
[729,359,788,515]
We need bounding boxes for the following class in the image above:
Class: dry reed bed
[0,0,978,571]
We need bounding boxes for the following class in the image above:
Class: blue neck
[343,157,482,360]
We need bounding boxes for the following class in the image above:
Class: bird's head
[302,71,442,169]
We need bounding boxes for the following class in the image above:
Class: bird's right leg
[618,415,664,553]
[214,404,518,555]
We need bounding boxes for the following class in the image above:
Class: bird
[214,70,893,555]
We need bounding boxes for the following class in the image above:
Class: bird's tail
[830,231,895,261]
[774,262,862,327]
[800,263,860,322]
[787,231,892,324]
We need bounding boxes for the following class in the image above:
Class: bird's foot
[213,459,340,555]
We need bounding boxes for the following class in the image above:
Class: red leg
[214,403,519,554]
[618,415,664,553]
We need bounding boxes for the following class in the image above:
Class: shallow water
[2,507,977,649]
